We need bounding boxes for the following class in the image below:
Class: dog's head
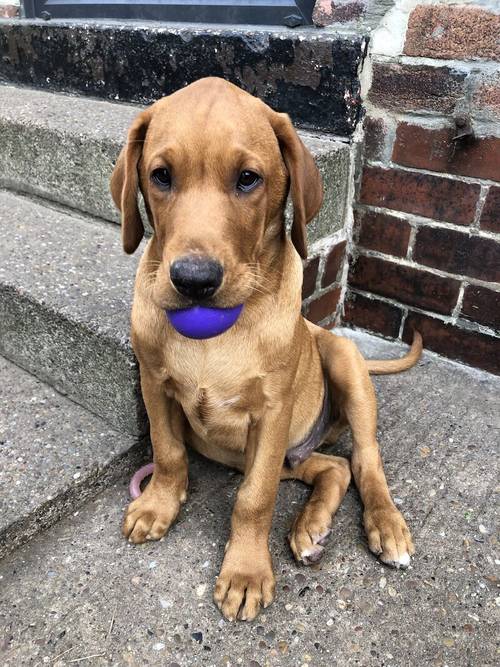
[110,77,323,310]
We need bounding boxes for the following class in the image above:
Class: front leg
[123,365,188,544]
[214,402,291,621]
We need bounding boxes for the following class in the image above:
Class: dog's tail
[366,331,423,375]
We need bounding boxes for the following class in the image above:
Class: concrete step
[0,84,351,242]
[0,330,498,663]
[0,355,144,561]
[0,189,144,435]
[0,19,366,134]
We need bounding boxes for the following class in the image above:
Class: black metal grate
[22,1,316,26]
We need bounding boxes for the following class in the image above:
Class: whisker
[244,275,272,297]
[143,274,158,288]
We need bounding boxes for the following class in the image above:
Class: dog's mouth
[157,280,251,312]
[160,292,239,312]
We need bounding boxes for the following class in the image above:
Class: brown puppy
[110,77,422,622]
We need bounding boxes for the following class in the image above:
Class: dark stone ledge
[0,19,367,134]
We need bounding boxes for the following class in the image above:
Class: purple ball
[166,304,244,339]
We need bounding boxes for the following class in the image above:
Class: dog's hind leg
[282,453,351,564]
[314,328,415,568]
[324,417,349,446]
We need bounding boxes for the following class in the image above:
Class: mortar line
[356,247,500,289]
[356,203,500,240]
[348,287,500,338]
[373,53,500,73]
[397,308,408,340]
[336,121,365,324]
[406,225,417,261]
[471,185,490,230]
[366,159,500,188]
[452,283,467,321]
[302,232,348,308]
[362,105,500,140]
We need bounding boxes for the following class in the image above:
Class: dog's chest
[163,347,267,449]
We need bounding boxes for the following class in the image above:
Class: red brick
[360,167,480,226]
[414,226,500,283]
[363,116,388,162]
[354,209,411,258]
[306,287,341,324]
[321,240,347,288]
[393,123,500,183]
[480,186,500,233]
[313,0,365,26]
[349,255,460,315]
[474,77,500,115]
[344,292,403,338]
[0,5,19,17]
[405,5,500,61]
[403,312,500,375]
[370,63,466,114]
[302,256,319,299]
[461,285,500,331]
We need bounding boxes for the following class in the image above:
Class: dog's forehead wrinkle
[170,76,254,113]
[149,95,274,158]
[148,141,187,167]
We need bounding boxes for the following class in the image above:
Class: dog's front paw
[364,506,415,569]
[213,544,275,621]
[122,480,187,544]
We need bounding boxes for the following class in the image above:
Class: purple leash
[129,463,154,499]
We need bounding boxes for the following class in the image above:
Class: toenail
[316,533,331,546]
[399,552,411,566]
[302,546,323,563]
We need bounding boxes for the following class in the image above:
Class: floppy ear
[268,111,323,259]
[110,109,151,254]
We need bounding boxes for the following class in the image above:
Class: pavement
[0,356,143,560]
[0,332,498,666]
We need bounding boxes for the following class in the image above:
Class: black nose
[170,256,223,301]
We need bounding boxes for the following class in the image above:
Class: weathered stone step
[0,19,366,134]
[0,355,144,561]
[0,84,351,241]
[0,189,144,435]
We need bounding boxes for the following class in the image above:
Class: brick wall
[344,2,500,375]
[313,0,395,28]
[0,1,19,18]
[313,0,369,25]
[303,234,349,328]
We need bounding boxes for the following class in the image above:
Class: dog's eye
[237,170,261,192]
[151,168,172,189]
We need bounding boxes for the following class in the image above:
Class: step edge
[0,434,148,561]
